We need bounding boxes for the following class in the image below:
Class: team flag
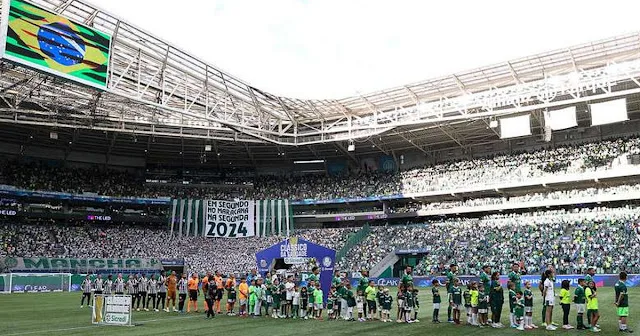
[255,199,293,237]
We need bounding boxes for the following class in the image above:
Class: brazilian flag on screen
[2,0,111,89]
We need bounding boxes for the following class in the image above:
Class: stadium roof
[1,0,640,166]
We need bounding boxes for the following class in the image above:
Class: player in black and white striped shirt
[104,275,113,295]
[137,274,149,311]
[178,273,189,313]
[147,274,159,311]
[80,275,92,308]
[157,271,167,311]
[114,273,125,295]
[127,274,139,308]
[94,274,104,295]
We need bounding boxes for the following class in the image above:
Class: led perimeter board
[0,0,111,89]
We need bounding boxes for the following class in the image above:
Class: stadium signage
[284,257,308,264]
[204,200,255,238]
[280,242,308,258]
[87,215,111,221]
[93,295,132,326]
[0,209,16,215]
[3,257,163,271]
[351,274,640,288]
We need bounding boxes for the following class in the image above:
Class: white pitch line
[5,315,198,336]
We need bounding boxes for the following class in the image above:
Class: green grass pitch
[0,287,637,335]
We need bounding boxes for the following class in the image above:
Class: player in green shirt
[478,285,489,327]
[479,265,492,297]
[376,285,384,320]
[450,278,463,324]
[248,280,256,315]
[489,271,504,328]
[345,283,356,321]
[306,280,315,319]
[445,264,458,323]
[615,272,632,333]
[508,263,522,292]
[584,267,596,291]
[523,281,537,329]
[400,266,414,288]
[382,288,393,322]
[412,288,420,322]
[332,270,342,287]
[514,291,525,331]
[270,279,281,318]
[573,278,587,330]
[308,267,320,283]
[403,286,414,323]
[357,270,369,318]
[508,281,517,328]
[431,279,441,323]
[336,282,347,320]
[326,287,334,320]
[313,286,323,319]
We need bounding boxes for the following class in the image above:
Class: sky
[95,0,640,100]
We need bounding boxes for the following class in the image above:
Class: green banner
[1,0,112,89]
[2,257,162,271]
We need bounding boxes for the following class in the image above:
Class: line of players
[81,270,183,312]
[433,263,633,333]
[79,264,632,333]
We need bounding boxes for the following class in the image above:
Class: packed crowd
[2,137,639,201]
[389,183,640,214]
[337,207,640,276]
[2,204,639,277]
[0,220,356,275]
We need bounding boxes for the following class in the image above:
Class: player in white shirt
[285,276,295,318]
[292,287,301,319]
[542,269,556,331]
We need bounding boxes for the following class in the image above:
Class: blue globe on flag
[37,22,85,66]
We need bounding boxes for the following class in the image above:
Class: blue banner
[0,185,171,205]
[256,237,336,301]
[351,274,640,288]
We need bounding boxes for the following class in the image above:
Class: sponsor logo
[104,313,129,324]
[322,256,332,268]
[284,257,308,265]
[260,259,267,268]
[0,209,16,216]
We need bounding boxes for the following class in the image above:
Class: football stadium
[0,0,639,335]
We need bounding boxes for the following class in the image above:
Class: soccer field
[0,288,637,336]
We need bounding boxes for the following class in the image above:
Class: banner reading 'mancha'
[0,0,112,89]
[1,257,162,271]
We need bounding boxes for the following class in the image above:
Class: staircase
[336,224,371,263]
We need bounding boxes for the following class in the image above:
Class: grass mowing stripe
[3,315,198,336]
[1,289,637,336]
